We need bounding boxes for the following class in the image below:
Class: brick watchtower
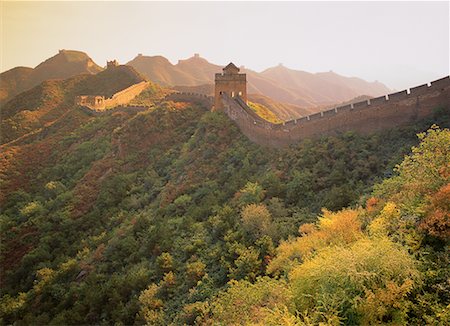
[214,62,247,111]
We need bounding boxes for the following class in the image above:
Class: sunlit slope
[0,50,103,104]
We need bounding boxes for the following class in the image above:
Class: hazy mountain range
[1,50,391,119]
[126,54,391,108]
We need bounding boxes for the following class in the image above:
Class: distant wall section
[75,81,150,111]
[104,81,150,108]
[75,95,105,110]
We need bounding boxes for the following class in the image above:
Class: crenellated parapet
[219,76,450,147]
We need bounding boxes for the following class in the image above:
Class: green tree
[235,182,265,206]
[240,203,273,240]
[207,277,294,325]
[290,237,420,324]
[228,246,261,281]
[156,252,173,277]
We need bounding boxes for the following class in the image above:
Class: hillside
[319,94,373,111]
[127,54,391,109]
[0,50,103,104]
[71,64,146,98]
[247,93,315,120]
[0,65,147,145]
[0,72,448,324]
[0,67,33,103]
[172,83,214,95]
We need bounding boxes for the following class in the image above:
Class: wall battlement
[219,76,450,147]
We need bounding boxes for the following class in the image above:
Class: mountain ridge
[127,53,391,108]
[0,50,103,104]
[2,50,391,119]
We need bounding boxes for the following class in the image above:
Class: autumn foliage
[1,73,449,326]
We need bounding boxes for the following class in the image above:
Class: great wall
[75,80,150,111]
[219,76,450,147]
[76,61,450,147]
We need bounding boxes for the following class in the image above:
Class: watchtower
[107,60,119,69]
[214,62,247,111]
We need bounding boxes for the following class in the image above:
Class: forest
[0,81,449,325]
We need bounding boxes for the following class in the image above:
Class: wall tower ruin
[107,60,119,69]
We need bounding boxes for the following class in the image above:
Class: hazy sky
[2,1,449,89]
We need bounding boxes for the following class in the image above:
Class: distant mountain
[259,65,391,108]
[315,71,389,97]
[29,49,102,84]
[0,50,102,104]
[2,51,392,117]
[127,54,391,110]
[126,54,220,86]
[175,55,222,85]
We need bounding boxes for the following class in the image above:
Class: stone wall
[77,81,150,112]
[78,90,213,115]
[75,95,105,110]
[76,76,449,146]
[104,81,150,108]
[221,76,450,147]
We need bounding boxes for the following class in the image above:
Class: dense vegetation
[0,65,145,146]
[0,83,448,325]
[247,101,283,123]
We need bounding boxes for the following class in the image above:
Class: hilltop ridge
[30,50,102,84]
[0,50,102,104]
